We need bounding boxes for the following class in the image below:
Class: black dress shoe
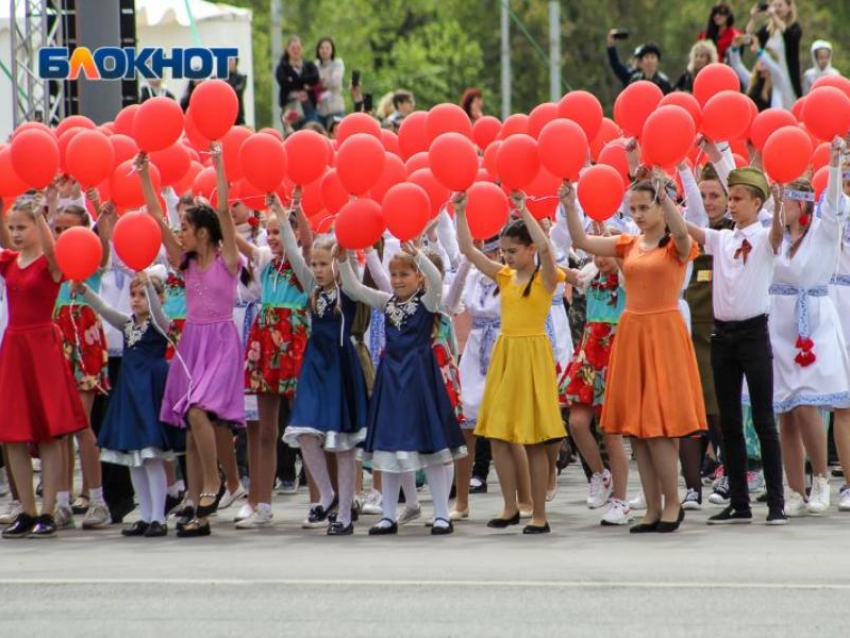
[707,505,752,525]
[327,521,354,536]
[368,519,398,536]
[121,521,150,537]
[469,479,488,494]
[164,492,185,517]
[29,514,57,538]
[486,512,520,528]
[196,493,219,519]
[656,507,685,533]
[306,495,339,528]
[144,521,168,537]
[176,506,196,532]
[2,513,37,539]
[629,520,660,534]
[431,519,454,535]
[522,522,551,535]
[176,518,210,538]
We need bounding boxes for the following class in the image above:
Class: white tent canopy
[0,0,254,140]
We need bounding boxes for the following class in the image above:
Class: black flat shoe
[164,492,185,517]
[144,521,168,537]
[176,506,196,532]
[121,521,150,537]
[656,508,685,533]
[469,480,488,494]
[29,514,57,538]
[368,519,398,536]
[431,518,454,536]
[2,513,37,539]
[486,512,520,528]
[629,520,660,534]
[522,522,551,535]
[196,493,219,519]
[327,521,354,536]
[176,518,210,538]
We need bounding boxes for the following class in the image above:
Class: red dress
[0,251,88,444]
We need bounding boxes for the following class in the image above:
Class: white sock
[444,463,455,494]
[400,471,419,508]
[176,479,186,492]
[129,466,152,523]
[336,450,356,527]
[89,486,104,503]
[298,435,335,509]
[424,465,450,527]
[57,490,70,509]
[145,459,168,524]
[258,502,272,515]
[167,483,180,498]
[381,472,402,523]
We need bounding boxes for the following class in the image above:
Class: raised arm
[822,137,847,224]
[33,195,61,281]
[679,163,708,227]
[409,243,444,312]
[136,153,182,268]
[91,192,116,269]
[337,249,392,310]
[559,182,620,258]
[768,183,784,253]
[143,276,171,334]
[443,257,471,315]
[513,191,559,293]
[365,249,392,294]
[654,170,692,262]
[211,142,239,276]
[0,198,10,249]
[454,192,503,281]
[727,45,752,88]
[686,221,707,246]
[290,187,313,264]
[436,207,461,270]
[79,283,132,329]
[272,193,315,290]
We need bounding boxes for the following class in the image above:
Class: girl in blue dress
[75,272,185,537]
[339,243,466,536]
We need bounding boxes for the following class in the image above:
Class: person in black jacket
[227,57,248,126]
[606,31,673,94]
[275,35,320,130]
[747,0,803,100]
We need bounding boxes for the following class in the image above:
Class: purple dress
[160,254,246,428]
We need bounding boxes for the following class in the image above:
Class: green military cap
[727,167,769,202]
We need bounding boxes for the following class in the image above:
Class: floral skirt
[433,339,465,427]
[165,318,186,361]
[245,306,310,399]
[560,322,616,411]
[54,305,110,394]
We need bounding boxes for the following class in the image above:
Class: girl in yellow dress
[455,191,567,534]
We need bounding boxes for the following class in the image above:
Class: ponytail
[522,262,540,297]
[658,226,671,248]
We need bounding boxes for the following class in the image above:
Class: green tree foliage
[227,0,850,128]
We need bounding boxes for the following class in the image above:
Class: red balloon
[812,75,850,100]
[320,169,349,214]
[763,126,813,183]
[473,116,502,150]
[183,109,212,152]
[335,199,385,249]
[55,227,102,281]
[811,142,831,171]
[642,105,697,166]
[614,81,663,138]
[55,115,95,138]
[220,126,251,183]
[475,168,495,183]
[791,97,806,121]
[382,183,431,241]
[659,92,702,130]
[409,168,450,218]
[577,165,626,221]
[429,132,479,192]
[597,141,630,184]
[336,133,385,195]
[174,160,203,196]
[66,130,115,188]
[397,111,429,160]
[693,63,740,107]
[98,124,114,136]
[558,90,604,141]
[483,141,502,180]
[110,134,139,168]
[111,159,160,210]
[590,118,621,161]
[11,129,59,189]
[702,91,754,142]
[150,143,192,188]
[749,108,798,151]
[259,127,284,141]
[113,105,139,137]
[0,146,29,198]
[812,165,829,200]
[803,87,850,142]
[371,153,407,204]
[496,134,539,190]
[500,113,529,139]
[380,129,400,156]
[189,80,239,141]
[301,177,325,216]
[527,102,560,139]
[336,113,382,144]
[309,210,336,234]
[132,97,184,152]
[57,127,84,174]
[537,119,588,181]
[240,133,288,192]
[405,152,430,176]
[112,212,162,271]
[525,167,561,220]
[465,181,509,240]
[426,103,473,143]
[192,166,218,202]
[284,130,329,185]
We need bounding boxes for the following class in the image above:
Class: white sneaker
[587,469,613,509]
[600,499,632,525]
[628,490,646,511]
[54,505,76,529]
[708,476,731,505]
[82,501,111,529]
[235,508,273,529]
[361,489,383,516]
[681,488,702,511]
[0,500,23,524]
[218,484,246,510]
[397,504,422,526]
[233,503,255,523]
[807,475,830,514]
[839,485,850,511]
[786,489,808,517]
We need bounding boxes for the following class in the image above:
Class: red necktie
[734,238,752,265]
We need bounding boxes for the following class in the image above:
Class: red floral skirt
[54,305,110,394]
[245,306,310,399]
[165,318,186,361]
[560,322,617,411]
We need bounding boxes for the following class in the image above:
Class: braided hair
[631,180,672,248]
[500,219,538,297]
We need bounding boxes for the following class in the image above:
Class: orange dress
[601,235,707,439]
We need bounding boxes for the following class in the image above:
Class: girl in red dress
[0,195,88,539]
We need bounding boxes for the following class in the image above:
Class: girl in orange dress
[563,172,707,534]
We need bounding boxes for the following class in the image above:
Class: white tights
[129,458,167,524]
[380,464,452,527]
[299,435,357,526]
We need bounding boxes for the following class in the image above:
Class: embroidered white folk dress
[828,193,850,355]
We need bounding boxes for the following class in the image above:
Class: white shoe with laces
[54,505,76,529]
[397,504,422,526]
[807,475,830,514]
[587,469,613,509]
[233,503,255,523]
[82,501,110,529]
[600,499,632,525]
[681,488,702,511]
[235,508,273,529]
[218,484,247,510]
[0,500,22,525]
[628,490,646,511]
[361,489,383,516]
[839,485,850,511]
[786,489,808,517]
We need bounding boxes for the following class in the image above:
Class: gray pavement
[2,464,850,637]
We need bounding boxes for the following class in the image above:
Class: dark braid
[180,204,252,286]
[500,219,538,297]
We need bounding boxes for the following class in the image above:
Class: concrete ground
[1,463,850,637]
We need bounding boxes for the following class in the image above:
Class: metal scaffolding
[8,0,72,128]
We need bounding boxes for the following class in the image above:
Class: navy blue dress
[283,288,369,452]
[98,318,185,466]
[362,290,466,472]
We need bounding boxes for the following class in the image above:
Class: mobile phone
[758,2,769,10]
[612,30,629,41]
[352,70,361,87]
[363,93,373,113]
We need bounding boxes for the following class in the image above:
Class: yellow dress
[474,266,566,444]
